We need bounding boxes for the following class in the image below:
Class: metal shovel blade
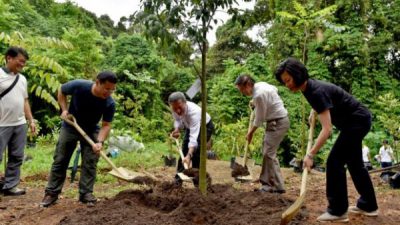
[108,167,147,182]
[177,172,192,182]
[234,156,255,168]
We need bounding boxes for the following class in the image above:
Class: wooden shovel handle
[62,114,120,173]
[243,103,255,167]
[301,110,316,194]
[170,135,189,169]
[280,110,316,225]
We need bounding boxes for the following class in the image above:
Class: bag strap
[0,74,20,100]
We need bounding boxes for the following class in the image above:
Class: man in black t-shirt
[40,72,117,207]
[275,58,378,222]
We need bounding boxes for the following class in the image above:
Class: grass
[0,140,172,198]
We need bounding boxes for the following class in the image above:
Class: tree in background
[207,19,264,76]
[273,0,343,160]
[140,0,252,194]
[376,93,400,162]
[0,31,72,134]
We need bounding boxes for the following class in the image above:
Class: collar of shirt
[2,67,10,73]
[1,67,16,75]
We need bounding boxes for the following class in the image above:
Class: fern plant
[0,31,72,109]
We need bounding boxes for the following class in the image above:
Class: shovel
[280,111,317,225]
[234,103,255,181]
[368,163,400,174]
[170,136,193,182]
[63,114,146,182]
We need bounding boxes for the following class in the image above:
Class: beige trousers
[259,116,289,191]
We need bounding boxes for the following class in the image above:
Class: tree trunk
[199,16,208,195]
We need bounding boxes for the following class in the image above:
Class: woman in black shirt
[275,57,378,222]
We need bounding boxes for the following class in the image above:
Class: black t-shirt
[61,79,115,132]
[302,79,370,130]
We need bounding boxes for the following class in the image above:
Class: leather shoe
[40,194,58,207]
[3,187,26,196]
[79,193,97,204]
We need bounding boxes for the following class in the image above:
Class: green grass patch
[1,141,170,185]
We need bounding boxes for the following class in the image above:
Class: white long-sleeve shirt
[173,101,211,148]
[252,82,287,127]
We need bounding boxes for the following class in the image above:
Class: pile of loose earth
[59,181,301,225]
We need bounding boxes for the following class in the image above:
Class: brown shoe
[3,187,26,196]
[40,194,58,207]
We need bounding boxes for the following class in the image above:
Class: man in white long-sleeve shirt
[235,74,289,193]
[169,92,214,186]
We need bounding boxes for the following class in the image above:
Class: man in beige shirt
[235,74,289,193]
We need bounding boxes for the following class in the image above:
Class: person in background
[378,140,395,168]
[235,74,289,193]
[362,144,373,170]
[275,57,378,222]
[40,71,117,207]
[168,92,214,186]
[0,46,36,196]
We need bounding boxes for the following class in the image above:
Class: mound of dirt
[129,176,158,186]
[231,162,250,177]
[59,182,301,225]
[182,168,212,187]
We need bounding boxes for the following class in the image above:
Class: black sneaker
[40,194,58,207]
[79,193,97,204]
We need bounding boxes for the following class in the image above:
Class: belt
[267,116,287,123]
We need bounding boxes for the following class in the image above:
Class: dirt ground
[1,160,399,225]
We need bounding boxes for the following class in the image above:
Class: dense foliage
[1,0,399,167]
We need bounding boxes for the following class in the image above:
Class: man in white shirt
[169,92,214,186]
[0,46,36,196]
[379,140,395,169]
[235,74,289,193]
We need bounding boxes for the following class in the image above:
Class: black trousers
[327,117,378,215]
[176,120,214,176]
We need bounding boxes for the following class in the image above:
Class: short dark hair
[383,140,389,144]
[275,57,309,87]
[97,71,117,84]
[234,74,255,86]
[5,46,29,62]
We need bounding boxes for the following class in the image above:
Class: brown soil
[1,160,400,225]
[129,176,158,186]
[59,183,295,225]
[182,168,212,187]
[22,172,48,182]
[231,162,250,177]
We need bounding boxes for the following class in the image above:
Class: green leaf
[276,11,299,20]
[310,5,337,18]
[293,1,307,18]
